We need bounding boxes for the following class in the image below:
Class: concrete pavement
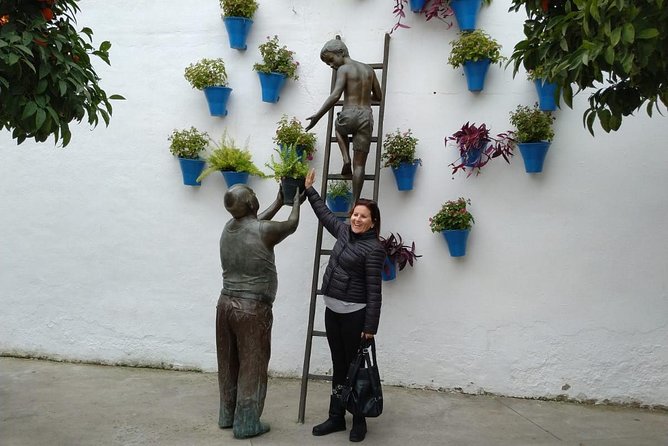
[1,357,667,445]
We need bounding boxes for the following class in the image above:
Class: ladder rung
[312,330,327,337]
[308,374,333,381]
[319,250,332,256]
[369,63,383,70]
[329,136,379,143]
[326,174,376,181]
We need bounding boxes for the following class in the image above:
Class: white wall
[1,0,667,407]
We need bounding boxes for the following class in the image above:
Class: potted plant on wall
[447,30,505,92]
[168,127,210,186]
[381,128,421,191]
[429,198,474,257]
[253,35,299,103]
[220,0,258,50]
[266,145,309,205]
[197,132,265,187]
[274,115,317,160]
[326,180,353,216]
[509,103,556,173]
[527,66,558,111]
[184,58,232,117]
[447,122,514,176]
[379,233,421,281]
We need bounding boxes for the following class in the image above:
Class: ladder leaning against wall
[297,33,391,424]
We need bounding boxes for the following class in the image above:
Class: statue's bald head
[224,184,259,219]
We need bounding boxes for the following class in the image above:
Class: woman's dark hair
[350,198,381,238]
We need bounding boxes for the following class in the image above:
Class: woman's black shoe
[312,416,346,436]
[349,416,367,442]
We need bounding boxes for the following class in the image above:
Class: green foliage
[168,127,209,159]
[429,198,475,232]
[326,180,351,199]
[508,0,668,134]
[0,0,123,146]
[265,145,309,180]
[220,0,258,18]
[448,30,505,68]
[253,35,299,80]
[273,115,316,159]
[381,128,420,168]
[509,103,555,143]
[197,131,265,181]
[183,58,228,90]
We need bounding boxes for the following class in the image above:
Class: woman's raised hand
[305,168,316,189]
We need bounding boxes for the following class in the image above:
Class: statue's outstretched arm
[305,71,347,131]
[261,189,300,248]
[258,188,283,221]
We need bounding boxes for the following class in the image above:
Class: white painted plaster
[1,0,667,407]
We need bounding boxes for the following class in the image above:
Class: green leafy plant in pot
[381,129,421,191]
[509,103,555,173]
[326,180,352,216]
[169,127,210,186]
[184,58,232,116]
[197,131,265,187]
[429,197,474,257]
[447,122,513,177]
[266,145,309,205]
[274,115,317,160]
[220,0,258,50]
[379,232,421,281]
[253,35,299,103]
[447,30,505,92]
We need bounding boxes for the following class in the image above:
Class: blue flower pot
[203,86,232,117]
[391,160,420,191]
[281,177,306,206]
[279,144,308,161]
[534,79,558,111]
[381,257,397,281]
[464,144,485,167]
[327,193,352,216]
[221,171,249,187]
[409,0,427,12]
[258,72,287,103]
[462,59,491,92]
[451,0,482,31]
[223,17,253,50]
[442,230,470,257]
[518,142,551,173]
[178,158,206,186]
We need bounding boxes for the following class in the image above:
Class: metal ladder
[297,33,391,424]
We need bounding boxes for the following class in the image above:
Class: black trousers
[325,307,366,389]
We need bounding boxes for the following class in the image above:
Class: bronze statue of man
[306,38,382,205]
[216,185,301,439]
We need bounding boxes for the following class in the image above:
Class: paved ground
[1,357,667,446]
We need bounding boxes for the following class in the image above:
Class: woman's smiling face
[350,204,373,234]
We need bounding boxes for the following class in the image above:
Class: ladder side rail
[372,33,391,203]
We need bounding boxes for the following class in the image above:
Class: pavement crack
[498,398,563,441]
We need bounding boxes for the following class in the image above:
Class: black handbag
[340,338,383,418]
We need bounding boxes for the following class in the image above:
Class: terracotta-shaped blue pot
[221,171,249,187]
[258,72,287,103]
[327,193,352,216]
[281,177,306,206]
[462,59,491,92]
[391,160,420,191]
[203,86,232,116]
[442,229,470,257]
[381,257,397,281]
[518,142,551,173]
[409,0,427,12]
[451,0,482,31]
[178,158,205,186]
[463,143,486,167]
[534,79,558,111]
[223,17,253,50]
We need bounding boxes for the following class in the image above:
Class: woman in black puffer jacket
[304,169,384,443]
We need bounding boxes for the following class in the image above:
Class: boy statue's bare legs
[335,130,352,177]
[351,150,368,205]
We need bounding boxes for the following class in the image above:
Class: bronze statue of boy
[216,186,301,439]
[306,38,382,205]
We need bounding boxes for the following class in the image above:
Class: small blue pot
[462,59,491,92]
[463,144,486,167]
[178,158,206,186]
[223,17,253,50]
[381,257,397,281]
[534,79,558,111]
[442,229,470,257]
[327,193,352,216]
[518,142,551,173]
[221,171,249,187]
[409,0,427,12]
[451,0,482,31]
[391,160,420,191]
[203,86,232,116]
[281,177,306,206]
[258,72,287,103]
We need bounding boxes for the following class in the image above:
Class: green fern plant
[220,0,258,18]
[197,132,265,181]
[448,30,505,68]
[265,145,309,180]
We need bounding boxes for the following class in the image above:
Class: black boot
[349,415,367,442]
[312,395,346,436]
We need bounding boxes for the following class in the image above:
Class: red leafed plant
[379,233,421,273]
[390,0,454,33]
[447,122,514,177]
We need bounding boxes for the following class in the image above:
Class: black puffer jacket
[306,188,384,334]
